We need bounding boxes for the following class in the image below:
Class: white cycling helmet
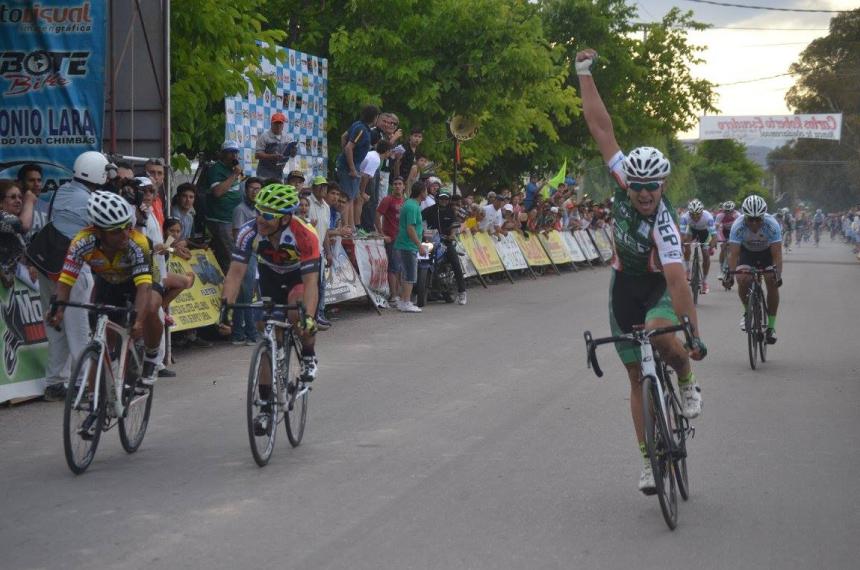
[688,199,704,215]
[88,191,133,229]
[741,195,767,218]
[622,146,671,182]
[816,208,822,214]
[73,151,112,185]
[723,201,735,212]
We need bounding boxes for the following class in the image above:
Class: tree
[691,140,764,208]
[171,0,286,164]
[770,8,860,210]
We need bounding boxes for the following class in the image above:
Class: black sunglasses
[746,216,763,223]
[628,181,662,193]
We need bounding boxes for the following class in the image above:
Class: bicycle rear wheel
[285,335,309,447]
[247,342,277,466]
[746,292,758,370]
[119,345,154,453]
[63,345,106,475]
[642,376,678,530]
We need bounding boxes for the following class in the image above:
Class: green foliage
[171,0,286,163]
[690,140,764,208]
[771,9,860,210]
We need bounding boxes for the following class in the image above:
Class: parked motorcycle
[414,229,459,308]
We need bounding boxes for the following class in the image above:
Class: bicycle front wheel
[119,345,154,453]
[247,342,277,467]
[666,388,689,501]
[642,376,678,530]
[690,251,700,305]
[63,345,106,475]
[746,292,759,370]
[285,336,309,447]
[758,295,768,363]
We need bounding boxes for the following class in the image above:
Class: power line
[635,22,829,31]
[716,73,794,86]
[681,0,849,13]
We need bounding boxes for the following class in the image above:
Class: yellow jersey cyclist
[680,199,717,294]
[47,191,164,385]
[219,183,321,383]
[576,47,706,494]
[724,195,783,345]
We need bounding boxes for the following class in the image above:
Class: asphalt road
[2,238,859,570]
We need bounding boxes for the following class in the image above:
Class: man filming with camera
[203,140,245,272]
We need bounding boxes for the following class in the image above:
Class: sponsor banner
[493,233,528,271]
[0,277,49,403]
[574,230,600,260]
[561,231,586,262]
[325,238,366,304]
[458,232,505,275]
[0,0,106,188]
[513,231,552,267]
[353,238,390,307]
[538,231,573,265]
[456,239,478,278]
[166,249,224,332]
[225,45,328,181]
[699,114,842,142]
[589,227,614,261]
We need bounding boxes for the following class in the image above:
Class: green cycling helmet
[255,183,299,213]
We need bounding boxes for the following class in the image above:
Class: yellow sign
[539,231,573,265]
[458,232,505,275]
[513,231,551,266]
[165,249,225,332]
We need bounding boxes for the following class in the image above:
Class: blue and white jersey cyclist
[576,47,707,495]
[725,195,783,345]
[679,199,718,293]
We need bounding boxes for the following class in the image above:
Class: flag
[541,159,567,200]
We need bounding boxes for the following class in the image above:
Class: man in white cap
[421,176,441,211]
[202,140,244,271]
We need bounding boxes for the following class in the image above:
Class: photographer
[203,140,244,272]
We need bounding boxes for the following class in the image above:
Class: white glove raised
[575,55,596,76]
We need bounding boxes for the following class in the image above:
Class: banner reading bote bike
[699,114,842,143]
[0,0,107,185]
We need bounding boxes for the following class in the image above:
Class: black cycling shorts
[689,228,710,244]
[609,270,678,364]
[738,246,773,269]
[258,264,304,300]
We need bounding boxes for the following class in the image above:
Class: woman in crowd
[0,180,32,287]
[160,218,196,324]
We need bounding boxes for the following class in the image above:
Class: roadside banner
[0,0,107,186]
[326,238,366,304]
[456,239,478,278]
[561,231,586,262]
[166,249,225,332]
[699,114,842,143]
[0,278,49,403]
[353,238,390,307]
[493,233,528,271]
[538,231,573,265]
[513,231,552,266]
[588,227,614,262]
[574,230,600,261]
[459,232,505,275]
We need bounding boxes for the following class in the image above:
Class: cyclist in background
[679,199,717,294]
[780,208,794,252]
[576,47,706,495]
[812,209,826,245]
[219,183,321,381]
[715,201,739,276]
[725,195,783,345]
[47,191,164,385]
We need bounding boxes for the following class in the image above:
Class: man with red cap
[255,111,292,181]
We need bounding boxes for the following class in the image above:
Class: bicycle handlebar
[225,298,306,321]
[583,316,694,379]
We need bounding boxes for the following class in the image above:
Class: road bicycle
[52,301,154,475]
[584,316,696,530]
[228,299,311,467]
[685,241,705,304]
[728,267,778,370]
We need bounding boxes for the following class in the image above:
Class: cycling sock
[144,347,159,363]
[678,371,695,386]
[639,441,648,460]
[767,315,776,330]
[301,347,315,358]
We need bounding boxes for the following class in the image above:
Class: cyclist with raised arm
[715,201,738,276]
[680,199,717,294]
[576,48,706,495]
[47,191,164,385]
[724,195,783,345]
[219,183,320,386]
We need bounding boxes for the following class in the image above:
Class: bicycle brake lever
[583,331,603,378]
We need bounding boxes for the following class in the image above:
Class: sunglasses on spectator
[255,208,284,221]
[628,181,662,192]
[148,158,167,166]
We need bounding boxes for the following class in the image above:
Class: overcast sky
[635,0,854,142]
